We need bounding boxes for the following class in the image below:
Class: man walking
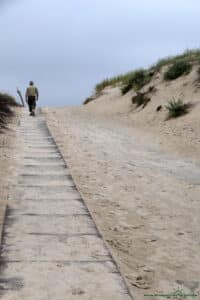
[25,81,39,116]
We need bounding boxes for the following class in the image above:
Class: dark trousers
[28,96,36,112]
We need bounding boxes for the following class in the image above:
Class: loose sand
[44,96,200,299]
[0,108,21,236]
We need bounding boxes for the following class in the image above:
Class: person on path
[25,81,39,116]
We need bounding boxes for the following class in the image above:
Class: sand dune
[44,95,200,298]
[1,60,200,298]
[84,64,200,161]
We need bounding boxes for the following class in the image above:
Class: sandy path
[44,107,200,299]
[0,109,21,241]
[0,110,132,299]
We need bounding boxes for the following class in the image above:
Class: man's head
[29,81,34,86]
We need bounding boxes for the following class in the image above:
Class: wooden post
[16,88,25,107]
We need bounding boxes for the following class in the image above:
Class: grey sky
[0,0,200,106]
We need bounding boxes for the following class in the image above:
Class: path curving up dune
[44,106,200,299]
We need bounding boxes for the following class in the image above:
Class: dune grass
[0,93,19,128]
[95,72,139,94]
[165,98,191,119]
[95,69,153,95]
[131,92,151,108]
[121,69,152,95]
[83,97,96,105]
[152,49,200,72]
[95,49,200,93]
[83,49,200,105]
[164,61,192,80]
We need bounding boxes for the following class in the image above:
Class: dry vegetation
[0,93,21,245]
[165,98,192,119]
[0,93,19,129]
[84,49,200,118]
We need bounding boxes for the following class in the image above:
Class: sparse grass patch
[131,92,151,108]
[0,93,19,128]
[0,93,18,107]
[83,97,96,105]
[152,49,200,72]
[94,49,200,95]
[165,98,191,119]
[121,82,133,95]
[95,78,119,94]
[83,48,200,105]
[95,69,153,95]
[121,69,151,95]
[164,61,192,80]
[95,71,139,94]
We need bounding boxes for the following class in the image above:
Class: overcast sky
[0,0,199,106]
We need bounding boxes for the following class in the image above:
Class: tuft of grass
[121,69,151,95]
[83,97,96,105]
[164,61,192,80]
[121,82,133,95]
[165,98,191,119]
[95,78,118,94]
[131,92,151,108]
[0,93,19,128]
[95,69,153,95]
[152,49,200,72]
[0,93,18,106]
[95,71,137,94]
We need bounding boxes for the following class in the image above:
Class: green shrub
[121,70,151,95]
[164,61,192,80]
[131,92,151,108]
[165,98,191,119]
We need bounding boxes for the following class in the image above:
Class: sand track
[44,107,200,299]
